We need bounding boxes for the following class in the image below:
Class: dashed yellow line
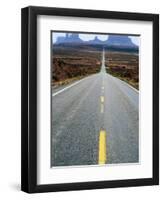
[101,104,104,113]
[98,130,106,164]
[100,96,104,103]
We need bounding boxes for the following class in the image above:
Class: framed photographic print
[21,6,159,193]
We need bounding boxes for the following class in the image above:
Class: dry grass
[52,46,101,85]
[105,51,139,90]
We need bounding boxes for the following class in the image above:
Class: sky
[52,32,140,46]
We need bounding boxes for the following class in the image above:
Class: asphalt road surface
[51,50,139,167]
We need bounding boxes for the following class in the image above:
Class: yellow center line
[101,104,104,113]
[98,130,106,164]
[101,86,104,90]
[100,96,104,103]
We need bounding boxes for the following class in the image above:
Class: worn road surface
[51,50,139,167]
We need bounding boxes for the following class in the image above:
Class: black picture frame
[21,6,159,193]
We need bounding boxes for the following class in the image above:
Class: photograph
[51,31,139,167]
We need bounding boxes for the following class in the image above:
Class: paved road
[51,50,139,167]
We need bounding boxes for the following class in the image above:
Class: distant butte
[55,33,137,48]
[56,33,82,44]
[106,35,136,47]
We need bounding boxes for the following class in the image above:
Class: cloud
[52,32,140,46]
[129,36,140,46]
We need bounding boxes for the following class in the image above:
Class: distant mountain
[54,33,138,51]
[88,36,104,45]
[56,33,82,44]
[106,35,137,47]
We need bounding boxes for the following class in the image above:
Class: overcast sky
[52,32,140,46]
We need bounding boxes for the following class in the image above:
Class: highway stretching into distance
[51,50,139,167]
